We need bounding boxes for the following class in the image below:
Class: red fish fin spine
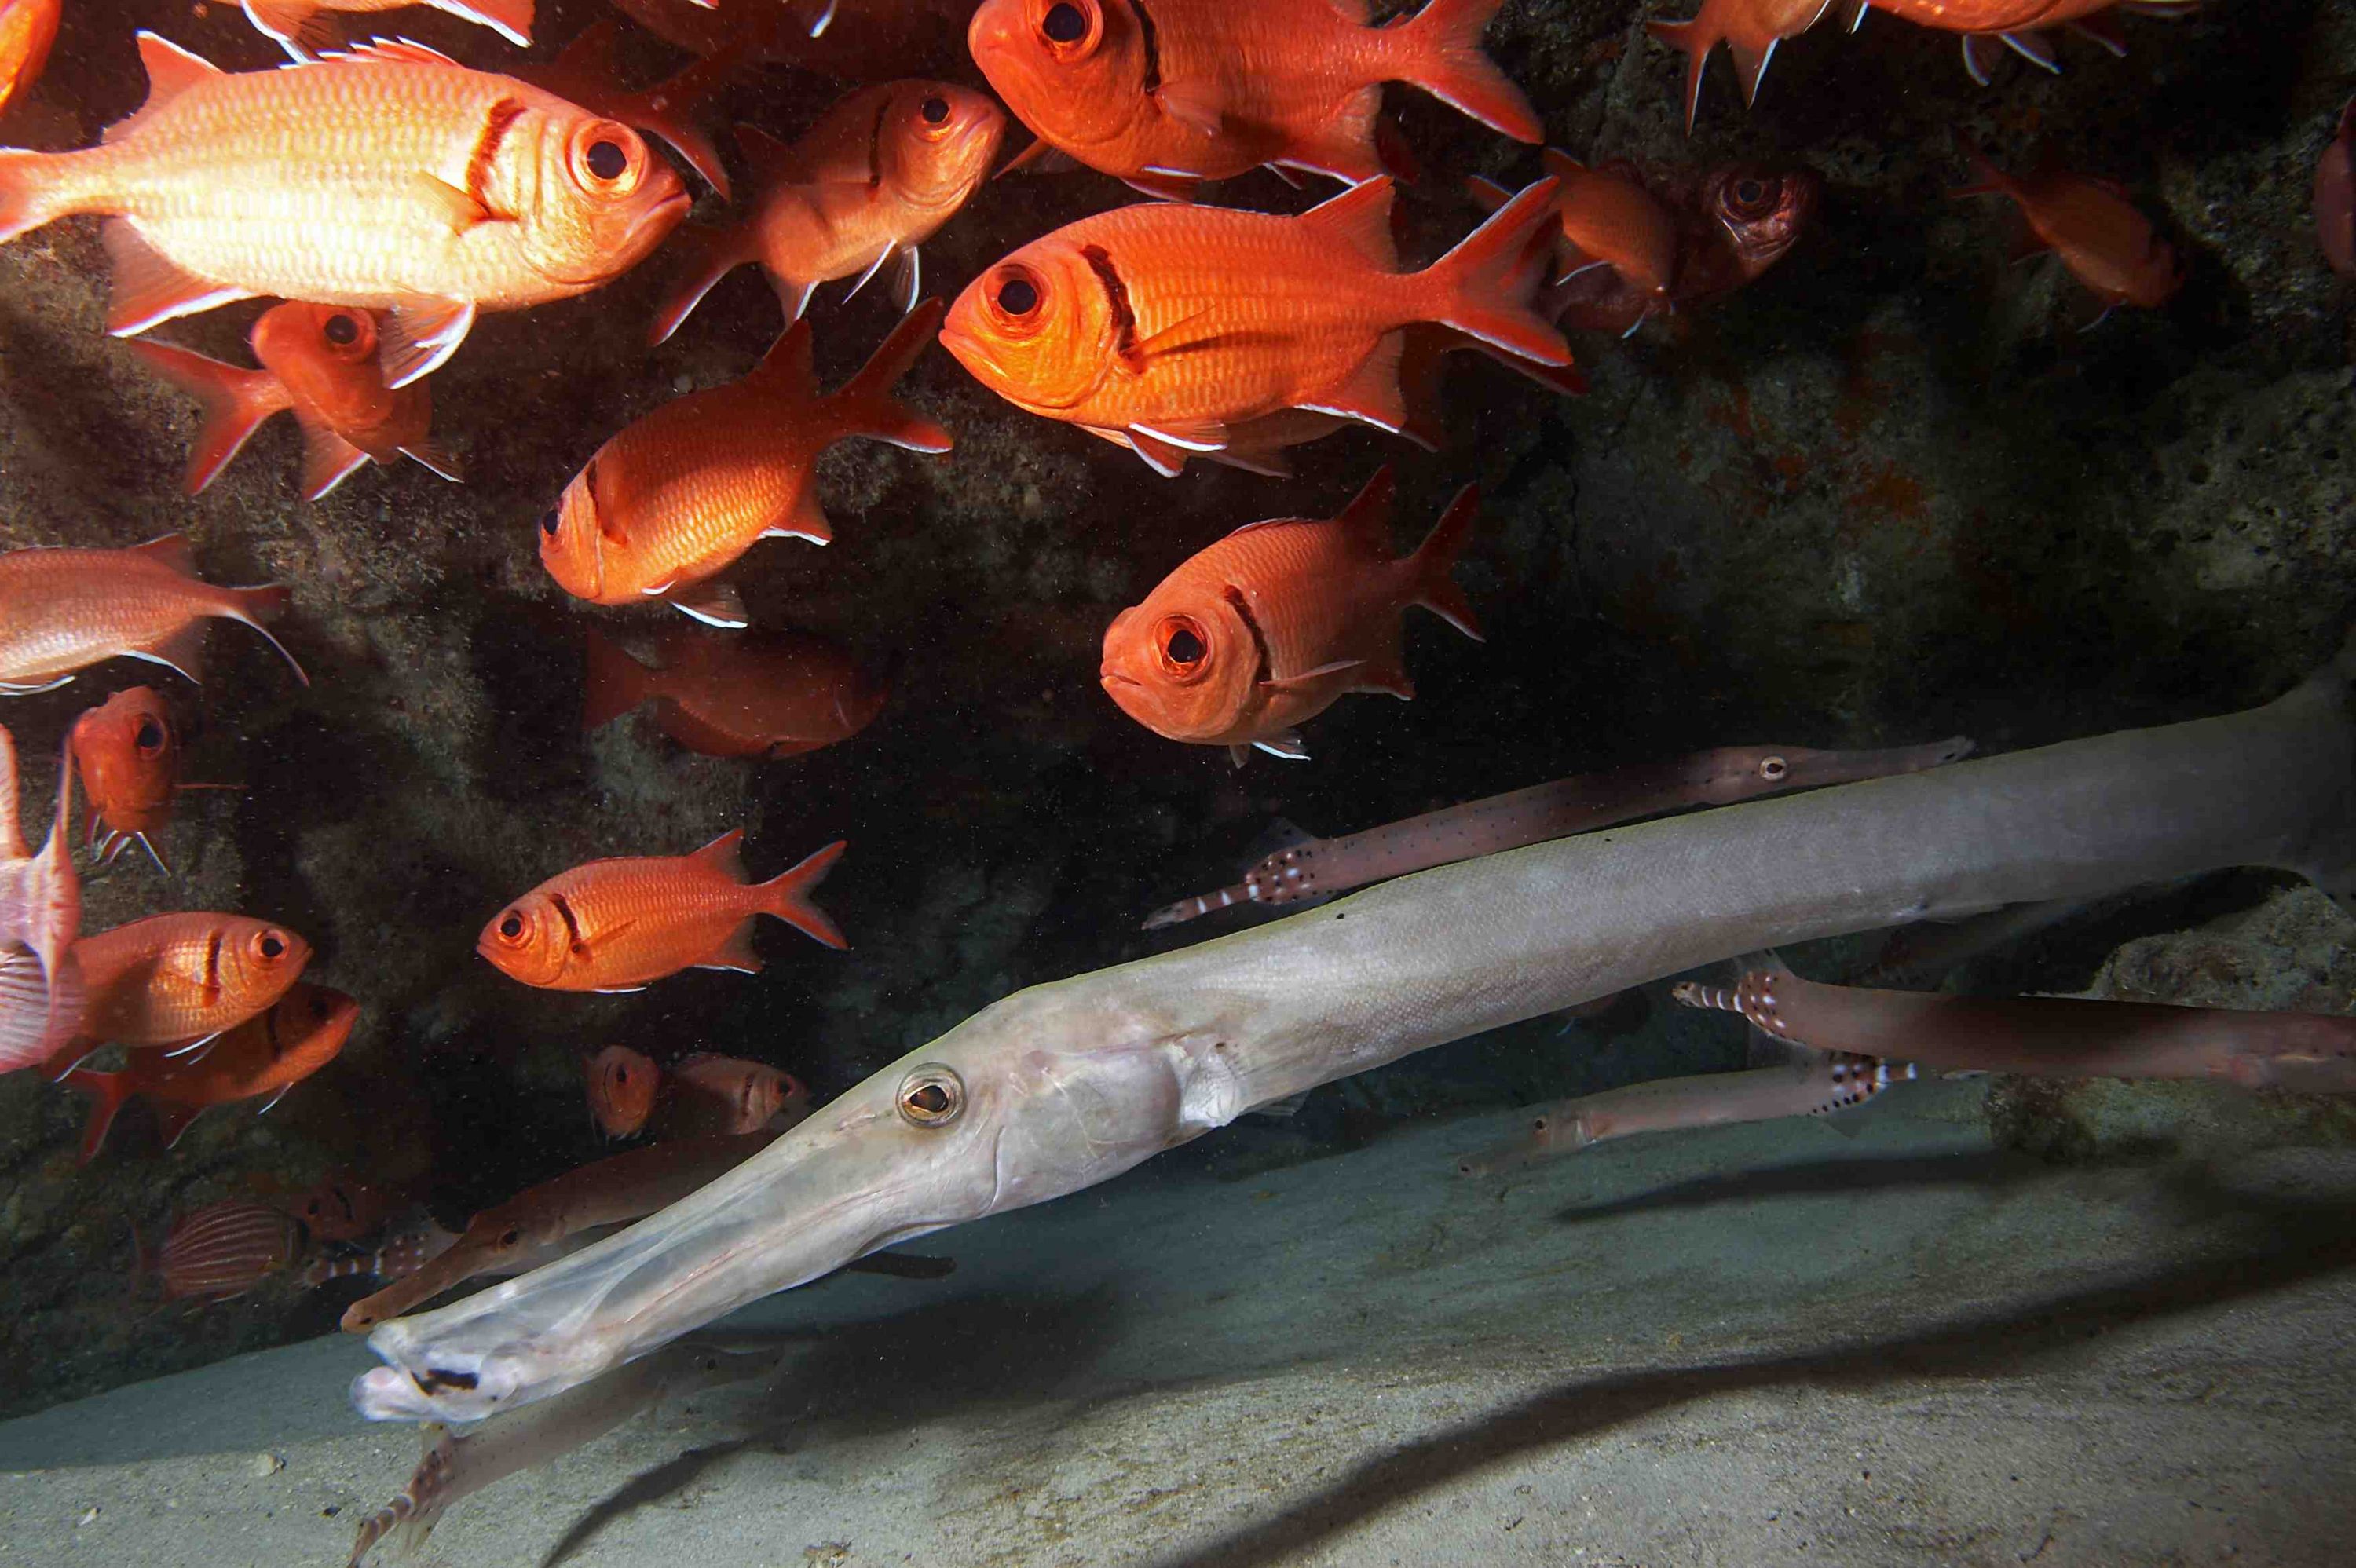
[1380,0,1541,143]
[649,223,761,346]
[1419,177,1571,366]
[62,1067,133,1164]
[826,299,954,454]
[755,840,849,950]
[153,1100,205,1148]
[221,584,310,686]
[125,340,291,494]
[582,630,655,732]
[1407,484,1484,641]
[1299,177,1399,269]
[701,919,764,974]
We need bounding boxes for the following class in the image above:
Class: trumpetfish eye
[1758,754,1788,781]
[897,1064,964,1128]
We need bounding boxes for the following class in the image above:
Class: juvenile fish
[129,303,462,500]
[652,81,1004,343]
[0,0,57,119]
[63,982,357,1160]
[0,35,690,386]
[240,0,533,63]
[1953,147,2182,313]
[479,829,847,992]
[939,177,1568,477]
[0,535,305,694]
[141,1198,304,1301]
[966,0,1538,199]
[1100,468,1481,764]
[540,304,952,629]
[68,685,225,872]
[584,627,889,759]
[69,911,312,1047]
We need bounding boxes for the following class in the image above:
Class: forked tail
[756,840,850,950]
[1380,0,1542,143]
[1418,178,1571,367]
[825,299,955,454]
[126,340,291,493]
[1407,484,1483,641]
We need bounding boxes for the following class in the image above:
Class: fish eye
[323,313,359,346]
[1725,174,1780,217]
[499,1228,520,1247]
[896,1064,965,1128]
[1758,754,1788,781]
[1151,614,1211,678]
[1166,627,1204,664]
[1041,2,1086,43]
[134,716,166,754]
[539,507,561,537]
[997,275,1040,316]
[498,912,525,940]
[570,122,642,191]
[587,140,628,181]
[920,95,949,125]
[257,931,287,960]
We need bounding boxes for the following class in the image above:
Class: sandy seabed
[2,1078,2350,1567]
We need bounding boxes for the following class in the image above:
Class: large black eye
[920,95,949,124]
[586,140,628,181]
[324,313,359,345]
[539,507,561,537]
[1165,627,1204,664]
[134,717,165,753]
[259,934,286,959]
[499,913,524,938]
[997,276,1039,316]
[898,1064,965,1128]
[1042,2,1085,42]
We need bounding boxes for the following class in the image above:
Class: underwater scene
[0,0,2352,1561]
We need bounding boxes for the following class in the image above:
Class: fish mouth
[1099,667,1143,690]
[936,323,1001,384]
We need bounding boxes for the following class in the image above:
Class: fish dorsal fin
[748,319,817,403]
[734,124,800,191]
[1329,465,1396,552]
[123,33,221,133]
[328,38,462,68]
[1297,177,1397,270]
[133,533,197,576]
[690,828,749,883]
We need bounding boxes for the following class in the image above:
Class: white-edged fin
[1999,29,2060,69]
[1125,429,1190,477]
[841,244,896,302]
[0,677,75,696]
[890,248,920,315]
[1252,731,1312,760]
[1207,446,1295,478]
[380,298,476,389]
[669,581,748,630]
[807,0,838,35]
[398,440,465,483]
[429,0,532,47]
[101,221,253,337]
[133,832,170,875]
[592,985,649,994]
[1960,34,2003,84]
[1260,658,1363,691]
[256,1084,292,1114]
[119,627,205,685]
[756,487,831,544]
[163,1030,223,1060]
[1129,421,1227,452]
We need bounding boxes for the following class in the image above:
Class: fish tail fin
[1382,0,1542,143]
[648,223,759,345]
[0,147,86,246]
[1407,483,1484,641]
[1421,177,1571,367]
[62,1068,132,1164]
[223,584,309,686]
[828,299,954,454]
[581,629,654,732]
[126,339,288,494]
[754,840,849,951]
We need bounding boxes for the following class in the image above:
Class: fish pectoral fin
[397,439,466,484]
[380,298,477,389]
[412,173,505,232]
[696,918,764,975]
[0,677,75,696]
[163,1030,223,1062]
[1253,730,1312,761]
[254,1084,293,1116]
[1130,418,1228,452]
[1259,659,1363,692]
[1294,332,1408,436]
[840,242,897,302]
[291,408,372,501]
[100,221,253,337]
[1122,173,1201,203]
[1154,78,1225,138]
[591,985,649,994]
[668,580,749,630]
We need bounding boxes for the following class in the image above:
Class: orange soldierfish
[539,302,953,629]
[0,35,689,388]
[68,685,230,872]
[239,0,533,63]
[69,912,313,1047]
[129,303,463,501]
[940,176,1568,477]
[142,1199,304,1301]
[0,535,305,694]
[966,0,1538,199]
[1952,148,2182,313]
[0,0,59,121]
[2319,98,2354,280]
[587,1044,660,1137]
[584,627,889,758]
[479,829,847,992]
[1099,468,1481,763]
[64,982,358,1161]
[513,20,743,199]
[650,80,1004,344]
[650,1051,810,1138]
[0,722,82,1073]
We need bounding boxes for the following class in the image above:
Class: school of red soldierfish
[0,0,2344,1304]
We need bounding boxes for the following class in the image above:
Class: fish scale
[551,859,763,979]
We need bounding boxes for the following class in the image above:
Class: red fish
[0,723,82,1073]
[71,912,313,1047]
[587,1043,659,1137]
[1100,468,1481,763]
[539,304,953,627]
[2320,98,2354,280]
[63,982,358,1161]
[584,627,889,759]
[1953,148,2182,313]
[0,0,59,120]
[130,303,461,500]
[68,685,240,872]
[0,535,305,694]
[514,20,742,199]
[141,1198,304,1301]
[292,1168,400,1244]
[967,0,1537,199]
[650,1051,810,1138]
[652,81,1003,343]
[940,177,1568,477]
[240,0,534,63]
[479,830,847,992]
